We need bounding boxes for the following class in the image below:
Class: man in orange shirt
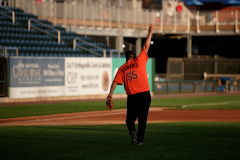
[107,24,154,146]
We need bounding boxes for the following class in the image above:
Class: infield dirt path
[1,107,240,126]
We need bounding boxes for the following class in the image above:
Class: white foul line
[2,112,126,125]
[182,101,240,108]
[1,108,164,125]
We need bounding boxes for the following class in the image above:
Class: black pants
[126,91,151,142]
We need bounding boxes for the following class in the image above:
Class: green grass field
[0,122,240,160]
[1,94,240,160]
[0,94,240,119]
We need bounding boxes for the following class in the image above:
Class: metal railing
[167,57,240,81]
[13,0,240,34]
[110,50,121,58]
[0,46,18,58]
[28,18,61,43]
[204,72,240,80]
[0,6,15,24]
[73,38,106,57]
[155,80,240,95]
[227,80,240,93]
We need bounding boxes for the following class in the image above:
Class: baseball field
[0,93,240,160]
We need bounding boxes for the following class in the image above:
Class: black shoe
[131,131,138,146]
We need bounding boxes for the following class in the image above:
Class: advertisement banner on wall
[65,58,112,96]
[9,57,65,99]
[8,57,153,99]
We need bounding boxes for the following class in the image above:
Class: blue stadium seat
[30,53,35,57]
[19,53,24,56]
[45,47,50,52]
[26,46,31,51]
[44,53,49,57]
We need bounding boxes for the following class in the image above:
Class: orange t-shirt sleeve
[136,49,149,64]
[113,68,123,85]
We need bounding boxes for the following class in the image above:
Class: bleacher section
[0,6,121,57]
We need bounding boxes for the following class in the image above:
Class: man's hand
[106,98,114,111]
[106,95,114,111]
[107,94,112,100]
[148,24,154,34]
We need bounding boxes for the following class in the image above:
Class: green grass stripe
[181,101,240,109]
[150,94,240,107]
[0,122,240,160]
[0,94,240,119]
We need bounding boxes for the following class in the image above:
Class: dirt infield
[1,107,240,126]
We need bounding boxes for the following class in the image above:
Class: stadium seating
[0,6,122,57]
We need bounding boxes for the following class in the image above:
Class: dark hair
[125,51,136,59]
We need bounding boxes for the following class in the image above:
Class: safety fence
[155,80,240,95]
[5,0,239,33]
[167,57,240,80]
[0,46,19,57]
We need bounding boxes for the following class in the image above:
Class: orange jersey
[113,49,150,95]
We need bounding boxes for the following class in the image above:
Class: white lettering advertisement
[9,57,65,99]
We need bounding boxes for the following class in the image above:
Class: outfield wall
[7,57,155,100]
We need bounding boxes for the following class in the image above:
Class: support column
[136,38,142,56]
[54,0,56,25]
[196,11,200,33]
[132,0,137,8]
[50,0,54,18]
[106,36,109,47]
[115,36,124,53]
[63,1,67,27]
[116,9,124,53]
[216,11,219,33]
[214,55,218,74]
[73,0,76,28]
[15,0,19,8]
[235,10,239,33]
[43,0,47,19]
[187,34,192,58]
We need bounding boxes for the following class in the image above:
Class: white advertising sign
[9,86,65,99]
[65,58,112,96]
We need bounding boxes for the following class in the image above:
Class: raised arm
[143,24,154,53]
